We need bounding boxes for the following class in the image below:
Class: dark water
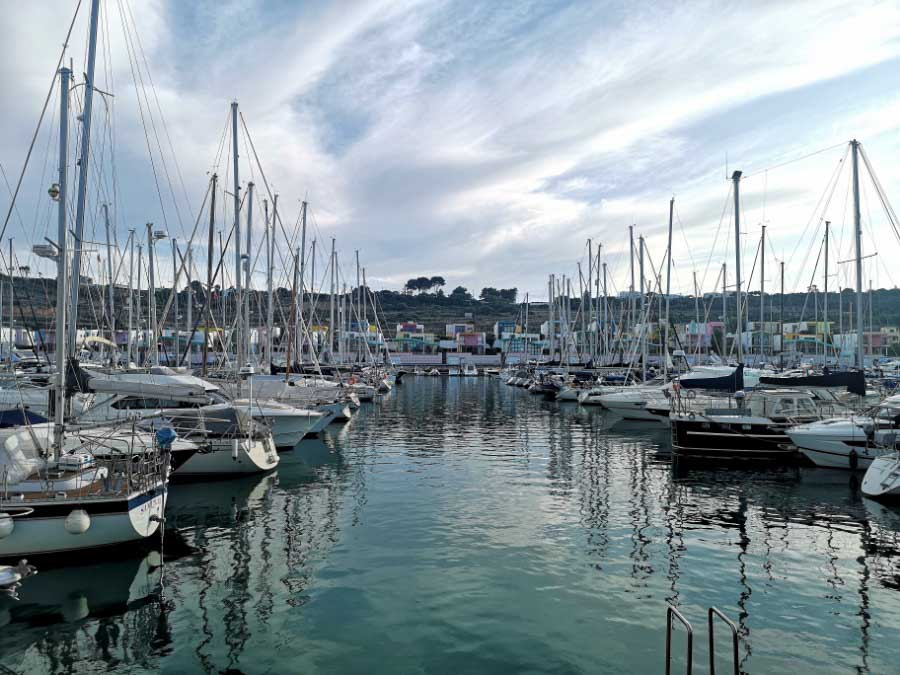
[2,378,900,674]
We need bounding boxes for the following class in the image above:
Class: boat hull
[0,487,166,560]
[174,437,279,477]
[862,454,900,498]
[671,415,802,462]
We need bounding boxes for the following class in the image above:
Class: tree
[479,287,500,302]
[429,275,446,292]
[498,288,517,303]
[450,286,472,301]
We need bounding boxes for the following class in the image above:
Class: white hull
[0,489,166,559]
[234,401,322,448]
[862,454,900,498]
[175,438,279,477]
[308,409,337,434]
[318,402,352,423]
[788,419,892,470]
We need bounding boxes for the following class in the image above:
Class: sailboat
[1,4,180,559]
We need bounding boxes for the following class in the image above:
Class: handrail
[708,607,739,675]
[665,605,693,675]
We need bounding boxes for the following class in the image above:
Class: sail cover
[678,365,744,392]
[758,370,866,396]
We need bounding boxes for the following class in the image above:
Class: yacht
[788,395,900,470]
[670,389,822,462]
[862,452,900,499]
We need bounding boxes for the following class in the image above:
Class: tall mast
[780,261,785,370]
[146,223,160,366]
[102,203,115,353]
[629,225,635,345]
[595,243,602,361]
[285,248,299,381]
[265,197,274,368]
[548,275,555,361]
[760,225,766,360]
[664,197,674,375]
[602,261,607,363]
[586,239,593,360]
[329,238,335,359]
[231,101,243,370]
[851,140,864,369]
[52,65,71,460]
[732,170,743,363]
[244,181,254,364]
[172,239,178,364]
[721,263,727,357]
[824,221,829,364]
[202,174,217,376]
[298,201,307,362]
[639,235,646,380]
[67,0,101,355]
[355,248,361,361]
[136,246,142,364]
[127,229,134,366]
[185,244,192,367]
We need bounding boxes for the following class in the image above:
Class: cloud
[2,0,900,300]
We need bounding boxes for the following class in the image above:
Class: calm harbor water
[2,378,900,673]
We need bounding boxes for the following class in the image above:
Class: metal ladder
[665,605,739,675]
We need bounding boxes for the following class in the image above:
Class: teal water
[2,378,900,673]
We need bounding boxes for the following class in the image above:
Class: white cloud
[2,0,900,298]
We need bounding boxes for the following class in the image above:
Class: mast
[67,0,101,355]
[172,238,178,364]
[329,238,335,359]
[586,239,593,360]
[185,244,192,367]
[824,221,829,364]
[760,225,765,361]
[202,174,218,377]
[602,261,608,364]
[356,249,361,361]
[548,275,555,361]
[298,201,307,362]
[722,263,727,357]
[732,170,743,363]
[664,197,674,375]
[127,229,134,366]
[629,225,635,349]
[136,245,142,364]
[285,248,299,381]
[780,261,785,370]
[103,203,115,354]
[244,182,254,364]
[52,65,71,460]
[231,101,243,370]
[639,235,646,380]
[267,195,277,368]
[146,223,159,366]
[851,140,864,369]
[8,239,13,363]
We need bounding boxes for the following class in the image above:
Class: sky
[2,0,900,303]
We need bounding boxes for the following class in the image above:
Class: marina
[3,378,900,673]
[3,1,900,673]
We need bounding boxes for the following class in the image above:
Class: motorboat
[670,389,822,462]
[862,452,900,499]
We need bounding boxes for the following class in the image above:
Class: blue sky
[2,0,900,301]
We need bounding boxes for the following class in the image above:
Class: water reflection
[1,379,900,673]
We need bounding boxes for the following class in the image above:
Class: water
[2,378,900,674]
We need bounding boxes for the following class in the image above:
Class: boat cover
[679,365,744,392]
[758,370,866,396]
